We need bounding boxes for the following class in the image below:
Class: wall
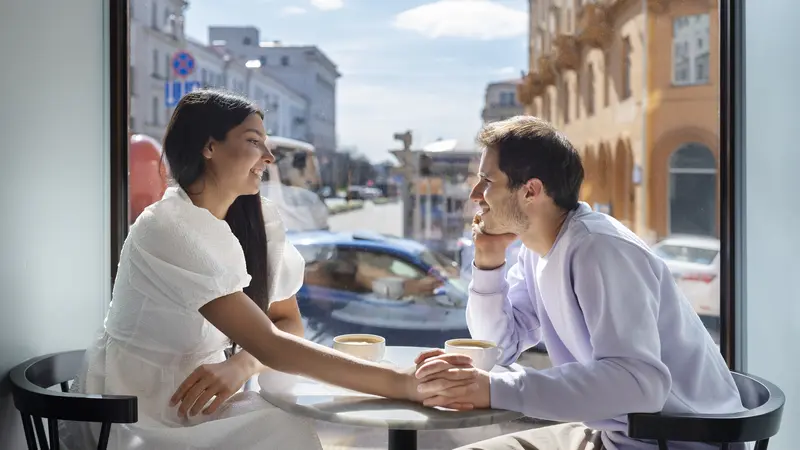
[646,1,720,239]
[0,0,110,447]
[742,1,800,448]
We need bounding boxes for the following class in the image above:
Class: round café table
[258,346,524,450]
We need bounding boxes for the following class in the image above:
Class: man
[415,116,744,450]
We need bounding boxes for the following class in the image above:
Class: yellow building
[518,0,719,241]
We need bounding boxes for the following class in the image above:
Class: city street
[327,199,405,237]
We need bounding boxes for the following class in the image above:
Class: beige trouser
[454,423,604,450]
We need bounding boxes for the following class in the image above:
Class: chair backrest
[10,350,138,424]
[734,372,771,409]
[627,371,785,444]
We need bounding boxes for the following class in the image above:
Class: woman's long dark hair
[162,88,270,314]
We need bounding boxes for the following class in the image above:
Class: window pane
[123,0,723,446]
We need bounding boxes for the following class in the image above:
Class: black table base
[388,429,417,450]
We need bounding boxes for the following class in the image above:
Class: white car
[652,235,720,320]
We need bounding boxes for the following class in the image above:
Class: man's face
[468,149,528,235]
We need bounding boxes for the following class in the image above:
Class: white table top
[258,346,524,431]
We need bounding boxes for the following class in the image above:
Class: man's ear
[522,178,543,201]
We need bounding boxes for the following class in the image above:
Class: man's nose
[469,182,483,202]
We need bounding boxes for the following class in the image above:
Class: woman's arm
[233,295,305,376]
[200,290,475,401]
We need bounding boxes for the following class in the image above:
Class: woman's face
[203,113,275,196]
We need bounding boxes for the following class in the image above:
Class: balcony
[516,73,546,105]
[553,34,581,72]
[537,55,557,86]
[576,3,612,49]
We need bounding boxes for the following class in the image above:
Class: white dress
[60,187,323,450]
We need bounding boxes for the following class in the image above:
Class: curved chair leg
[20,414,38,450]
[33,417,49,450]
[97,422,112,450]
[48,419,59,450]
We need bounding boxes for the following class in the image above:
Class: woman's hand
[170,358,252,417]
[401,349,479,410]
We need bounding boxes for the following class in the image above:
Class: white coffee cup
[333,334,386,362]
[372,277,405,299]
[444,338,501,371]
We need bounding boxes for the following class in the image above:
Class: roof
[287,230,427,255]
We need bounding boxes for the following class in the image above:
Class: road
[327,199,404,236]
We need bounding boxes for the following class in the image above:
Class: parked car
[288,230,471,347]
[652,235,720,326]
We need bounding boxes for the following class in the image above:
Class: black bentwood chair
[9,349,138,450]
[627,372,784,450]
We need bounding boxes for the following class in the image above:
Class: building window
[243,36,252,46]
[543,92,551,122]
[151,96,159,125]
[150,0,157,29]
[499,92,515,106]
[281,56,290,66]
[562,81,570,124]
[622,36,632,99]
[575,71,581,119]
[587,63,595,115]
[152,49,159,78]
[603,51,610,107]
[668,143,717,236]
[672,14,711,86]
[165,53,171,79]
[201,69,208,86]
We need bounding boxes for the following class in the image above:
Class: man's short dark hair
[477,116,584,211]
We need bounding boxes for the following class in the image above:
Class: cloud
[281,6,307,15]
[311,0,344,11]
[393,0,527,40]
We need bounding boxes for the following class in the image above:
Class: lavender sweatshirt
[467,203,746,450]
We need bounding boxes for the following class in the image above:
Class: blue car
[288,230,472,347]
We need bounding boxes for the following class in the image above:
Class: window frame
[107,0,744,369]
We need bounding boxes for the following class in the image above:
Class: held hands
[409,349,491,411]
[170,357,252,418]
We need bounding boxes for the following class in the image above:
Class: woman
[61,89,477,449]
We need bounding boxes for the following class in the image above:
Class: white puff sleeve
[127,199,252,311]
[261,196,307,304]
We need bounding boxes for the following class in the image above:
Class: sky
[184,0,528,163]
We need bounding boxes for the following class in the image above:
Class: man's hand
[170,358,251,417]
[472,215,517,270]
[415,349,491,409]
[400,350,478,410]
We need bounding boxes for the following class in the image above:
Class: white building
[129,0,309,143]
[481,78,525,124]
[207,26,340,153]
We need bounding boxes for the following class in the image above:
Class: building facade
[129,0,309,144]
[207,26,340,154]
[482,79,525,123]
[518,0,718,241]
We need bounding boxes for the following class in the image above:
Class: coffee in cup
[444,338,501,371]
[333,334,386,362]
